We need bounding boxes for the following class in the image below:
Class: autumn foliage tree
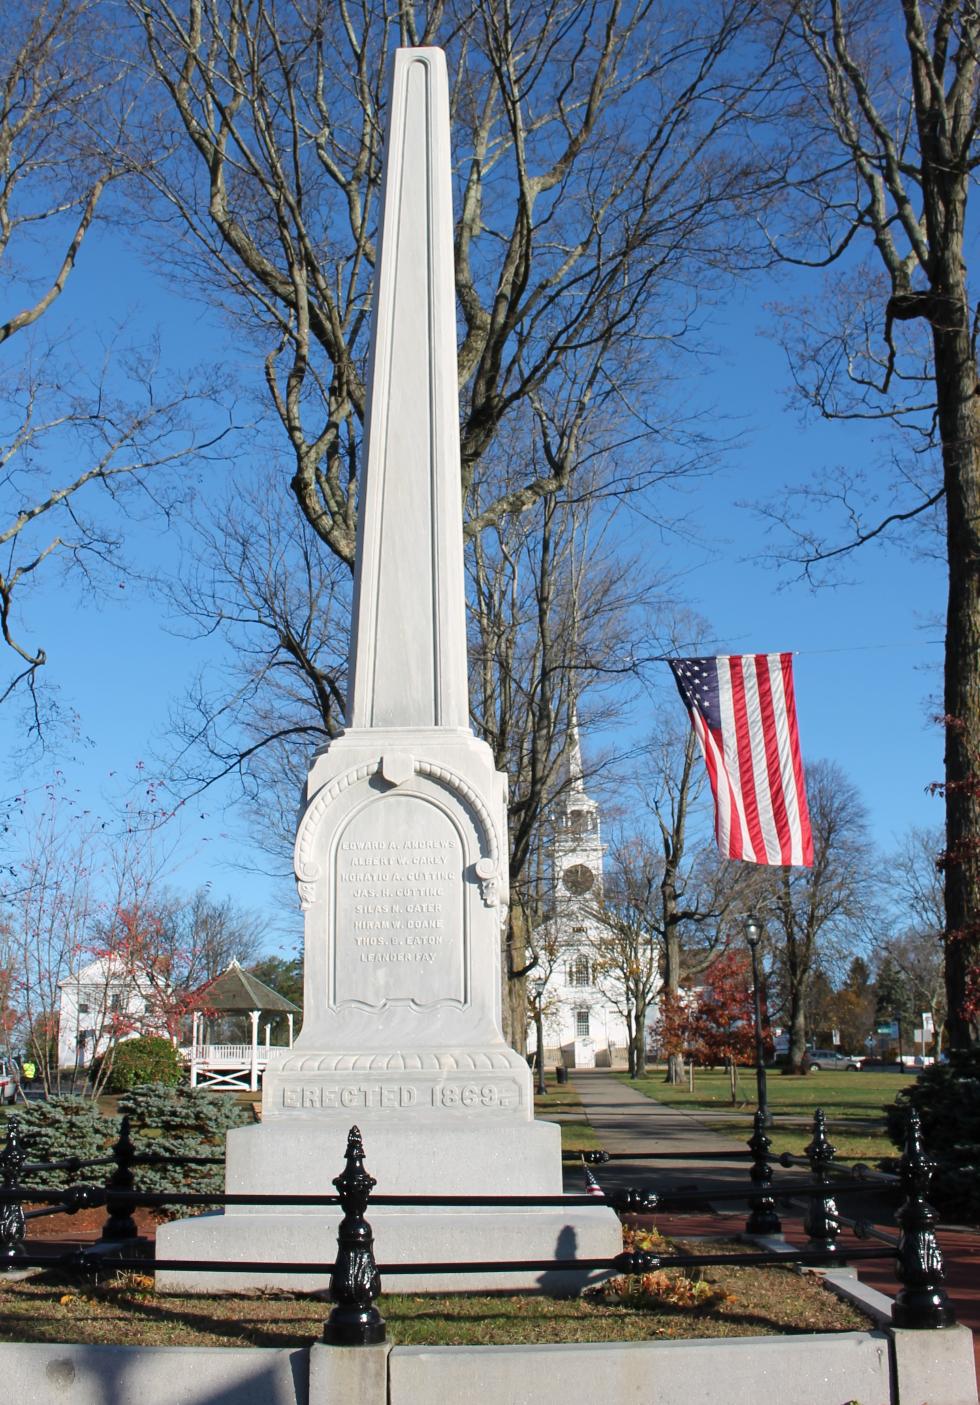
[91,888,264,1042]
[1,780,265,1093]
[660,950,761,1103]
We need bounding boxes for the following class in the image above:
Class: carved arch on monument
[293,757,501,911]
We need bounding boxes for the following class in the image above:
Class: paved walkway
[569,1069,980,1378]
[565,1070,755,1207]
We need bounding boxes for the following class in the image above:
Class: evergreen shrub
[119,1084,254,1199]
[2,1086,254,1204]
[105,1036,183,1093]
[886,1050,980,1223]
[3,1098,114,1186]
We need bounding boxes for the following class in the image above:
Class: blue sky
[1,210,947,953]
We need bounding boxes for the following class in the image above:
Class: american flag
[582,1161,605,1198]
[668,653,813,867]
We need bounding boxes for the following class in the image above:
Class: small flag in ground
[668,653,813,867]
[582,1161,605,1198]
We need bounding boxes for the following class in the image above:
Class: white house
[530,721,635,1069]
[57,955,165,1071]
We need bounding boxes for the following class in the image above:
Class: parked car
[808,1049,865,1071]
[0,1059,18,1103]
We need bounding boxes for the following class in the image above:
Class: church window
[575,1009,591,1037]
[569,954,590,987]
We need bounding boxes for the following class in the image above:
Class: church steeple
[553,709,603,902]
[567,705,585,794]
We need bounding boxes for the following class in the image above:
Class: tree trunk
[633,987,647,1076]
[936,301,980,1048]
[662,923,685,1083]
[502,906,527,1054]
[787,981,808,1074]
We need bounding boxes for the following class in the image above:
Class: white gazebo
[188,960,301,1092]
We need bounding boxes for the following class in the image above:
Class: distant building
[530,718,633,1069]
[57,955,165,1070]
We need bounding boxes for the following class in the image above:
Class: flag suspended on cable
[668,653,813,867]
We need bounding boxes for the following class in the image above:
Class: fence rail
[0,1101,959,1345]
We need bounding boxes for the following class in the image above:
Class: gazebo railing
[190,1043,261,1064]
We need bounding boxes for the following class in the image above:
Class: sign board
[831,1027,840,1046]
[876,1021,899,1037]
[922,1012,934,1034]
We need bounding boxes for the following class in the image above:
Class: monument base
[224,1115,563,1196]
[155,1118,623,1293]
[156,1203,622,1294]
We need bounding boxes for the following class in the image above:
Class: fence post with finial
[745,1107,782,1236]
[100,1115,138,1244]
[804,1108,842,1258]
[0,1118,26,1263]
[323,1125,386,1346]
[893,1109,956,1329]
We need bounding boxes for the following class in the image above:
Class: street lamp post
[532,978,547,1095]
[744,915,770,1127]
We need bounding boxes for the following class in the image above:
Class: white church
[530,724,635,1069]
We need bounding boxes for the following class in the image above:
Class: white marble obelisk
[157,48,620,1291]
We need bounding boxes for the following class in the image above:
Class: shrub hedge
[105,1036,183,1093]
[1,1085,255,1199]
[886,1049,980,1223]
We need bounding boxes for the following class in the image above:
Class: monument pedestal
[157,1204,619,1295]
[156,1114,622,1294]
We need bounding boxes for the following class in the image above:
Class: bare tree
[0,2,232,724]
[881,826,947,1046]
[0,780,268,1092]
[470,466,658,1045]
[0,799,96,1092]
[639,720,756,1082]
[754,758,875,1072]
[133,0,773,558]
[589,796,750,1079]
[132,2,777,1042]
[162,485,351,860]
[1,3,112,349]
[587,837,664,1077]
[759,1,980,1047]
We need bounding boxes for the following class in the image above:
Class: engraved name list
[333,792,465,1007]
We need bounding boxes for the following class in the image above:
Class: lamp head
[744,915,762,948]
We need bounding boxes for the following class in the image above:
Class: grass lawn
[534,1077,602,1152]
[616,1068,917,1161]
[0,1246,868,1347]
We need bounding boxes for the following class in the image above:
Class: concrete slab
[891,1324,979,1405]
[0,1343,307,1405]
[309,1343,389,1405]
[388,1332,893,1405]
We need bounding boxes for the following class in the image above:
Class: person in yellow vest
[21,1059,35,1085]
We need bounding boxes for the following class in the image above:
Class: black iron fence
[0,1105,958,1346]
